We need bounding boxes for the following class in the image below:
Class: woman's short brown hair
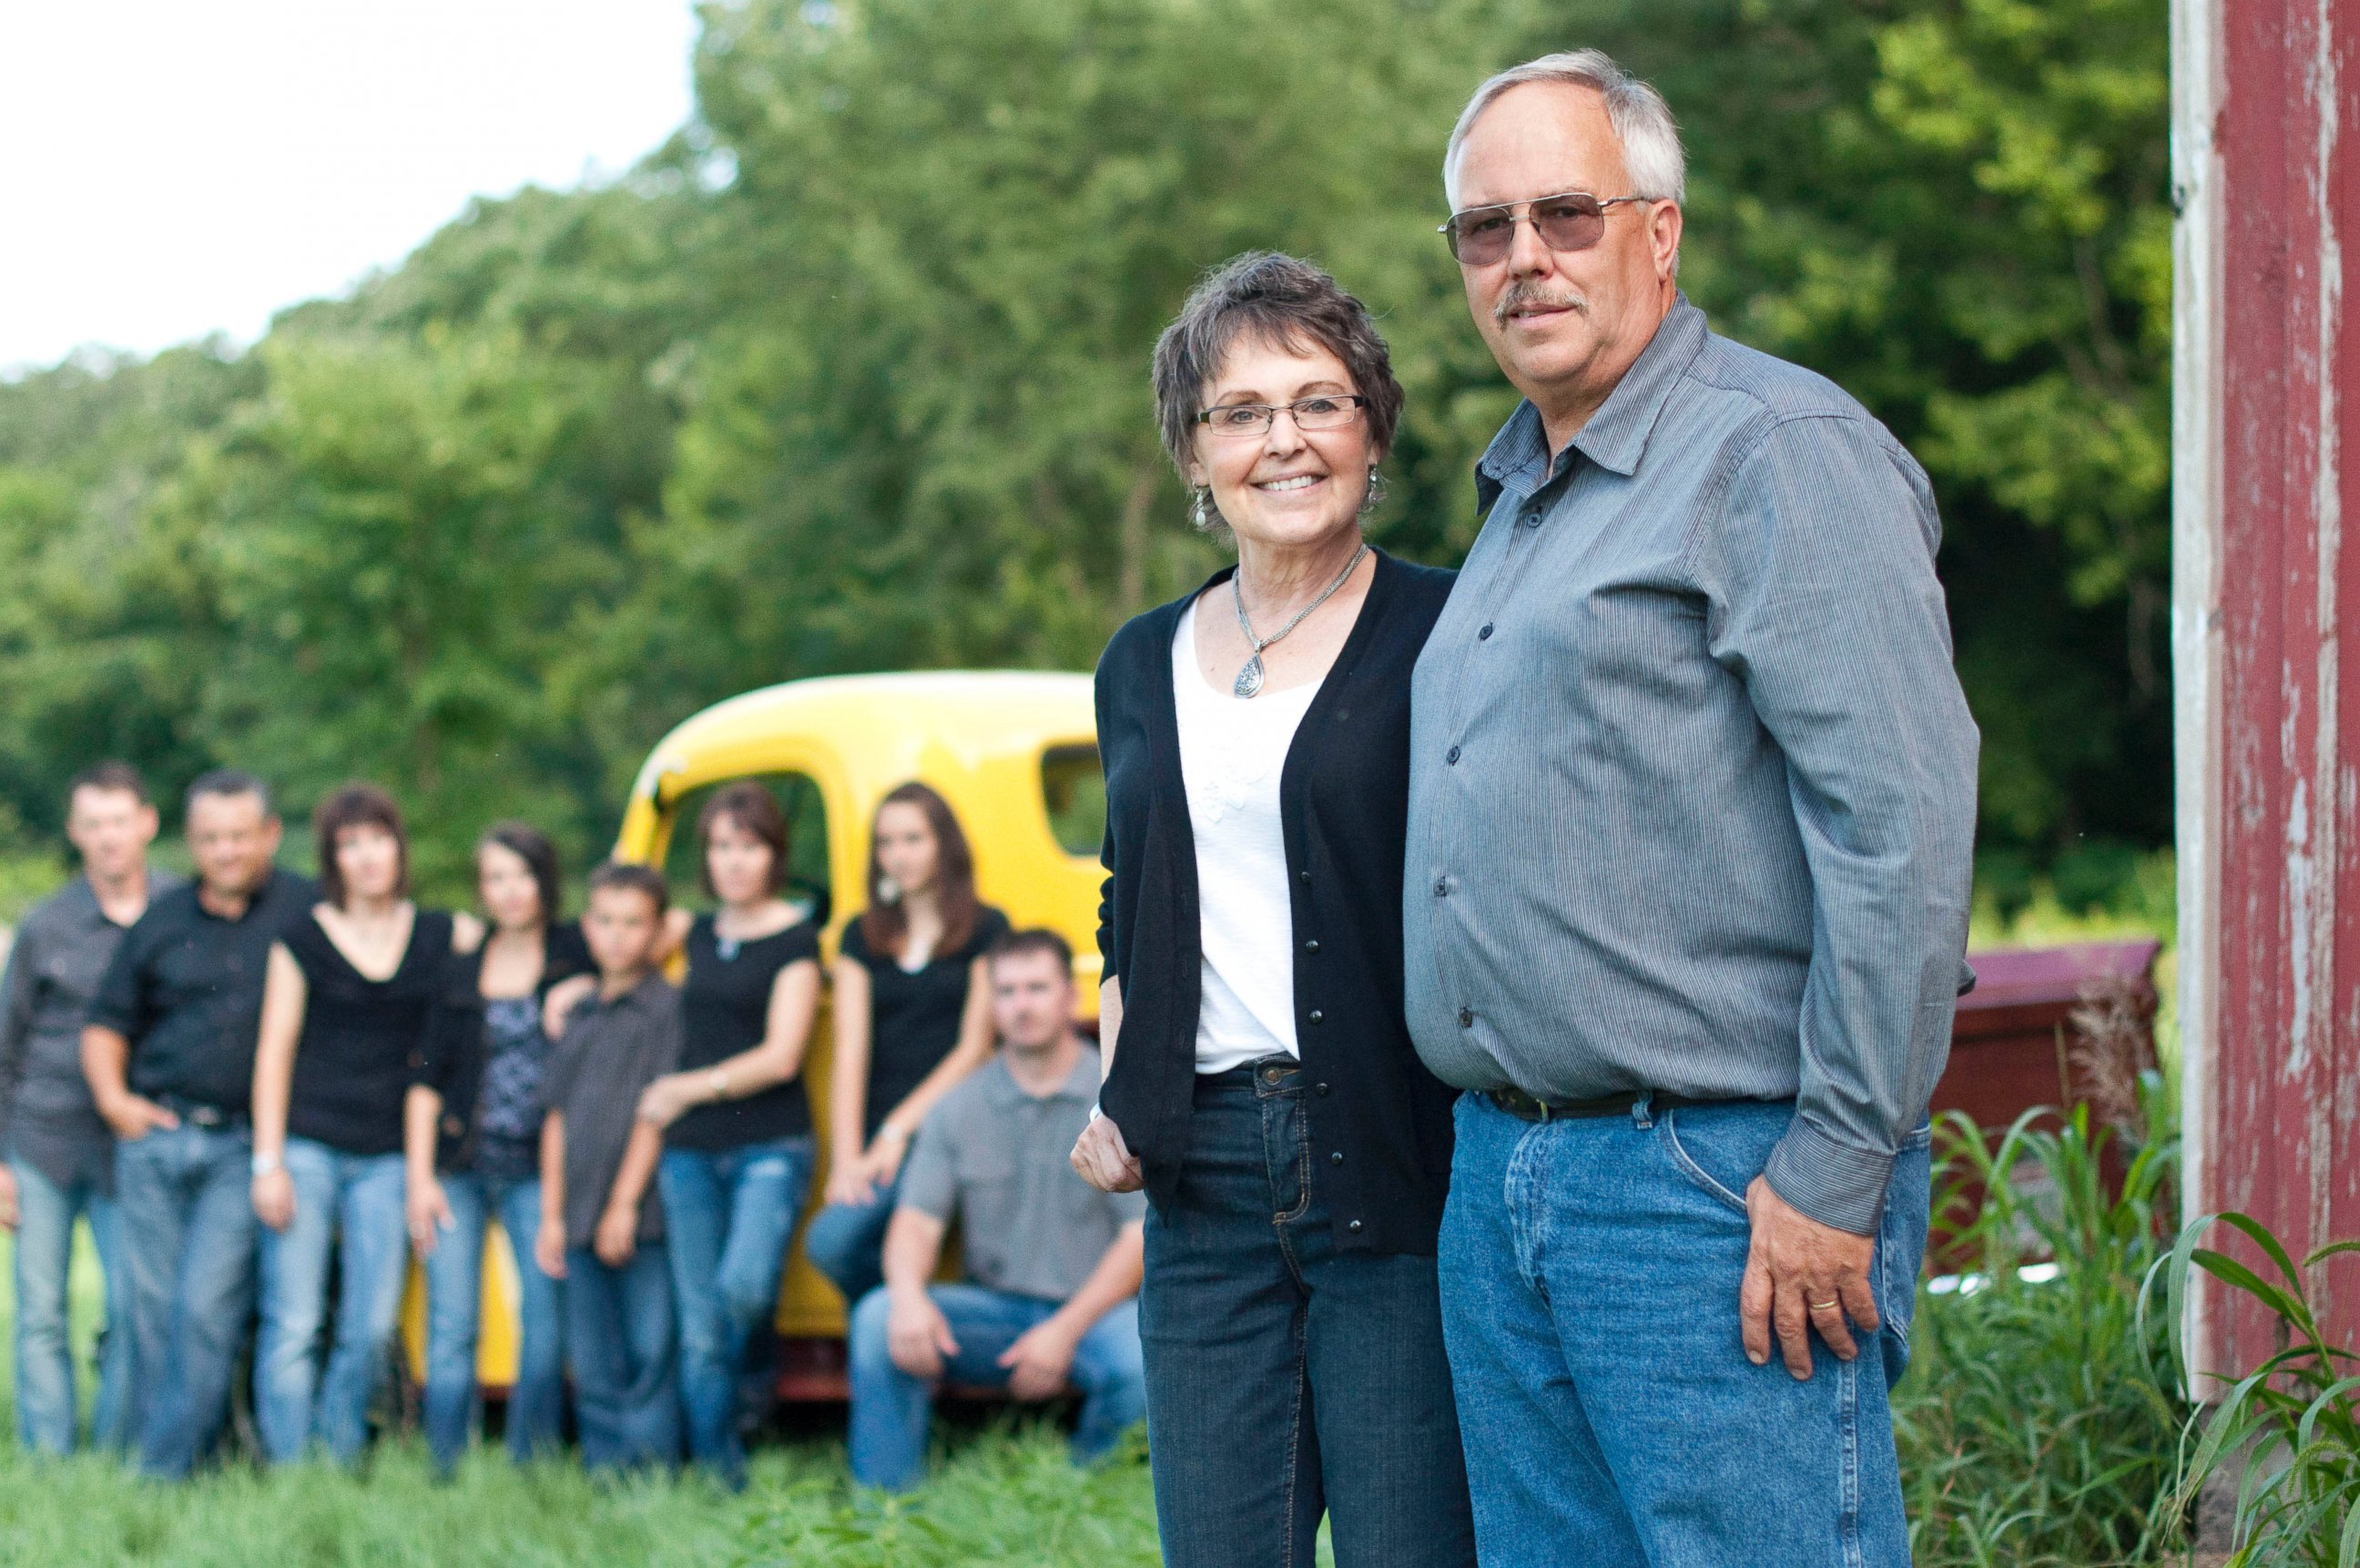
[696,780,789,900]
[312,782,408,908]
[1150,251,1405,495]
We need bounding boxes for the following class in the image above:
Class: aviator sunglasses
[1439,190,1653,267]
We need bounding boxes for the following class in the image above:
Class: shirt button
[1307,1010,1324,1025]
[1521,509,1541,528]
[1478,623,1494,640]
[1329,1151,1345,1166]
[1347,1219,1364,1234]
[1298,870,1312,885]
[1303,938,1320,953]
[1315,1082,1331,1095]
[1447,746,1461,765]
[1458,1006,1474,1028]
[1433,878,1450,898]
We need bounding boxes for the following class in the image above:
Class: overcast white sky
[0,0,699,376]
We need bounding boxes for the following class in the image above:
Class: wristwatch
[251,1150,282,1178]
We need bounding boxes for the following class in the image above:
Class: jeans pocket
[1657,1112,1752,1216]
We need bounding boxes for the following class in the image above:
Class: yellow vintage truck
[402,670,1104,1394]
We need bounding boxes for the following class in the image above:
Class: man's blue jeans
[802,1166,903,1308]
[847,1283,1145,1492]
[1439,1093,1933,1568]
[656,1135,814,1486]
[419,1171,565,1474]
[9,1156,134,1455]
[116,1123,257,1479]
[254,1138,410,1467]
[1138,1061,1475,1568]
[565,1244,680,1471]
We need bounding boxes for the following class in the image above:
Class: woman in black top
[804,781,1007,1307]
[1068,254,1474,1567]
[249,783,478,1469]
[629,782,822,1487]
[405,822,590,1475]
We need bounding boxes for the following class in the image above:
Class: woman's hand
[542,973,596,1040]
[534,1216,569,1279]
[864,1125,911,1186]
[823,1156,876,1209]
[1071,1113,1144,1194]
[406,1172,453,1257]
[635,1072,697,1129]
[252,1166,297,1231]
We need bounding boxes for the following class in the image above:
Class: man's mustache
[1493,281,1589,327]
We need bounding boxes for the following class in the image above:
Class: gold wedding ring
[1809,1298,1840,1311]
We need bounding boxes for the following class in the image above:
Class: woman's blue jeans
[419,1170,565,1473]
[8,1156,133,1455]
[1438,1093,1934,1568]
[802,1165,903,1308]
[1138,1060,1475,1568]
[254,1138,410,1467]
[655,1135,814,1485]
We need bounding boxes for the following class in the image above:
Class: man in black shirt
[82,770,312,1479]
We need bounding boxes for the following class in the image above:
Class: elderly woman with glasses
[1070,251,1475,1568]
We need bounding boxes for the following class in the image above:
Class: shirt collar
[1474,293,1709,511]
[982,1043,1098,1107]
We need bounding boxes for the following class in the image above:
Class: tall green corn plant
[1898,1083,2187,1566]
[2154,1214,2360,1564]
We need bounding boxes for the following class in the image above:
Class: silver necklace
[1228,543,1368,698]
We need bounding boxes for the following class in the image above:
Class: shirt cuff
[1763,1119,1895,1237]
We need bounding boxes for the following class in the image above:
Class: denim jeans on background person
[115,1123,258,1479]
[656,1135,815,1487]
[565,1244,680,1471]
[801,1166,904,1308]
[1137,1060,1473,1568]
[419,1171,565,1475]
[9,1156,133,1455]
[1439,1092,1934,1568]
[254,1138,410,1467]
[847,1282,1144,1492]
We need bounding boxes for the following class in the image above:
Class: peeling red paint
[2192,0,2360,1371]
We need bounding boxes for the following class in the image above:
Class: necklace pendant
[1232,654,1266,698]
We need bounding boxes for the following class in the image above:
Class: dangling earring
[1360,465,1388,515]
[875,875,902,905]
[1190,486,1215,530]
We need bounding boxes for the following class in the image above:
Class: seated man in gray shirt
[848,928,1146,1492]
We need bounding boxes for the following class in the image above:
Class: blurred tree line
[0,0,2165,906]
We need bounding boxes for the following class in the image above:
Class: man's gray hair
[1443,49,1685,209]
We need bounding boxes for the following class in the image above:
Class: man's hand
[97,1092,178,1144]
[594,1203,638,1268]
[998,1319,1079,1402]
[252,1166,296,1232]
[886,1288,959,1380]
[534,1217,568,1279]
[1741,1176,1879,1380]
[0,1166,18,1231]
[1070,1113,1144,1194]
[407,1173,453,1257]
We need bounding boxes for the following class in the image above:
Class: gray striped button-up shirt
[1405,296,1979,1236]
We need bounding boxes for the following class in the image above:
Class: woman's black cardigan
[1094,550,1461,1256]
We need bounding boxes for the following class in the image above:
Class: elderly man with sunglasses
[1404,50,1979,1567]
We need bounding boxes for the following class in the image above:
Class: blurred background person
[534,862,683,1473]
[1071,253,1473,1567]
[0,763,172,1455]
[849,930,1144,1492]
[630,783,823,1489]
[248,784,478,1467]
[84,769,312,1479]
[805,783,1007,1307]
[406,822,590,1477]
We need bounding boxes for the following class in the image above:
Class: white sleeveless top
[1172,600,1323,1074]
